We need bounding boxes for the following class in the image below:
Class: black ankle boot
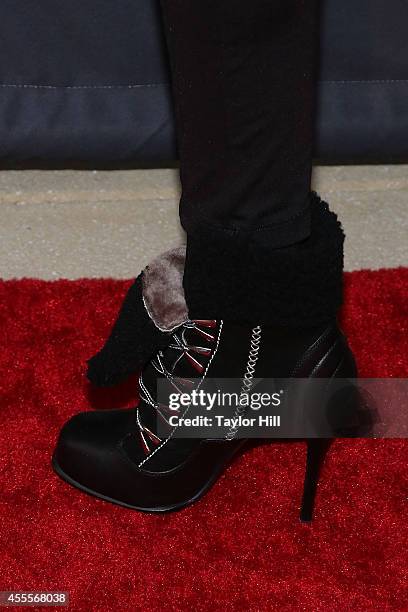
[53,317,357,520]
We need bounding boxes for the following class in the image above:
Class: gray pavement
[0,165,406,279]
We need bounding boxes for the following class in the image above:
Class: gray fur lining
[142,246,188,331]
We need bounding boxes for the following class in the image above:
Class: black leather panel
[315,81,408,161]
[0,0,407,163]
[0,0,169,86]
[320,0,408,81]
[0,85,176,163]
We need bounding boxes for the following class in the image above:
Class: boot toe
[53,408,143,501]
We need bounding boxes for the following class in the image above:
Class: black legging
[160,0,344,326]
[160,0,318,241]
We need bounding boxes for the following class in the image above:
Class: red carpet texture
[0,268,407,611]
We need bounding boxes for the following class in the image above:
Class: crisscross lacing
[137,319,217,454]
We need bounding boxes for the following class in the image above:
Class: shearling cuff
[183,192,345,326]
[87,246,188,386]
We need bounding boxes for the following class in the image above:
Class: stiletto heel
[300,438,332,522]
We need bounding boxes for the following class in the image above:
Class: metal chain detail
[225,325,262,440]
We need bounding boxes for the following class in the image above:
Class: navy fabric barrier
[0,0,407,164]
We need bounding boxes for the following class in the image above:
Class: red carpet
[0,269,407,611]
